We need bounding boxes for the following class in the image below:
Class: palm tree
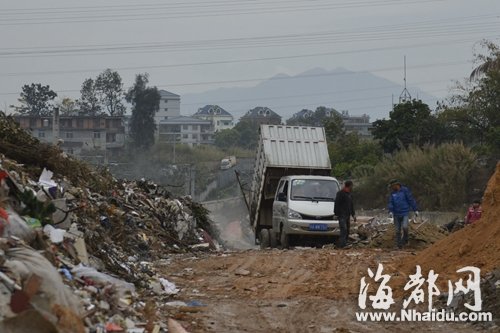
[470,41,500,80]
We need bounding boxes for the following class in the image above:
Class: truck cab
[242,124,337,249]
[272,175,340,247]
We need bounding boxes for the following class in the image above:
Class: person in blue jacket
[388,179,419,249]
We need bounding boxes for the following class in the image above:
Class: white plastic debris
[165,301,188,307]
[38,168,58,188]
[72,264,136,297]
[43,224,66,244]
[159,278,179,295]
[5,207,37,242]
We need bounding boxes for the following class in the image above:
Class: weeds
[354,143,477,210]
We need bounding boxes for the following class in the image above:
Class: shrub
[355,143,477,210]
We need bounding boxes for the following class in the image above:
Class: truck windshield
[290,179,339,201]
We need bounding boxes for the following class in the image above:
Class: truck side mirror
[277,192,287,202]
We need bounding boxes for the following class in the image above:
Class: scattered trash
[234,268,251,276]
[105,322,123,332]
[165,301,189,308]
[0,117,220,332]
[352,215,447,249]
[72,264,136,297]
[185,300,206,307]
[43,224,66,243]
[159,278,180,295]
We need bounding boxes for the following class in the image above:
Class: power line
[0,0,407,15]
[2,36,494,77]
[228,89,449,116]
[0,0,446,25]
[0,0,431,14]
[1,22,498,58]
[194,87,450,119]
[3,12,495,52]
[0,60,468,97]
[181,79,450,107]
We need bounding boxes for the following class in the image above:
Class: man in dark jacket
[388,179,419,249]
[334,180,356,248]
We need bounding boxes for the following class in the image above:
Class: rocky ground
[159,248,487,333]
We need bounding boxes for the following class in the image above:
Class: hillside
[182,67,438,121]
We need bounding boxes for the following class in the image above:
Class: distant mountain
[181,67,438,122]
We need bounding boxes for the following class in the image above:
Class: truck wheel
[270,231,278,248]
[259,229,270,249]
[280,230,290,249]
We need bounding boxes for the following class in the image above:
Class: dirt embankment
[400,162,500,276]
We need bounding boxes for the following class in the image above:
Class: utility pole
[399,55,412,103]
[190,164,195,199]
[171,133,176,164]
[52,107,60,145]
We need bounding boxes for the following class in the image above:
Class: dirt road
[159,248,483,333]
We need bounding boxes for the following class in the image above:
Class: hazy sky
[1,0,499,117]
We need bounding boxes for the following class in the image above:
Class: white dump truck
[243,125,341,248]
[220,156,237,170]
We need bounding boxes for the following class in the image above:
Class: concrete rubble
[0,112,219,333]
[349,215,448,249]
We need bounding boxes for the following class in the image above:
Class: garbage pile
[0,158,218,332]
[0,112,219,332]
[350,216,448,249]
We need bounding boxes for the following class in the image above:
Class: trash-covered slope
[0,113,218,332]
[0,112,113,192]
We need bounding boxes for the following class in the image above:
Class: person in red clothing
[465,199,482,225]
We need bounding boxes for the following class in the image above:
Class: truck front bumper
[283,219,341,236]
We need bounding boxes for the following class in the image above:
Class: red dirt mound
[400,162,500,276]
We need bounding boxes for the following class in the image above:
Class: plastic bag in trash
[51,198,72,229]
[43,224,66,244]
[4,247,83,316]
[72,264,135,297]
[159,278,179,295]
[4,207,36,243]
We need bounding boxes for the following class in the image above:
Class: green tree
[78,78,102,115]
[126,73,160,149]
[14,83,57,116]
[234,120,260,149]
[214,128,241,149]
[372,99,444,153]
[287,106,341,127]
[439,41,500,154]
[323,111,345,142]
[328,132,382,178]
[96,69,125,116]
[57,97,77,115]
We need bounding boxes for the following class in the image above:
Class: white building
[158,116,214,147]
[341,111,372,138]
[192,105,234,132]
[14,115,125,162]
[156,90,181,125]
